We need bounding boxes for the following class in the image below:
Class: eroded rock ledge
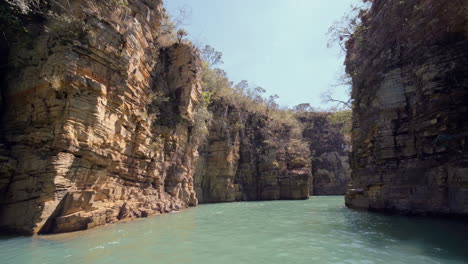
[345,0,468,217]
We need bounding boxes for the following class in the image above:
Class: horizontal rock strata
[195,101,312,203]
[0,0,201,234]
[298,112,351,195]
[345,0,468,217]
[0,0,318,235]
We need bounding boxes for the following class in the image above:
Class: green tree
[327,110,352,135]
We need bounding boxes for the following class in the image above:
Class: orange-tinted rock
[0,0,201,234]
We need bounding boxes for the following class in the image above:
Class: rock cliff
[345,0,468,217]
[298,112,351,195]
[0,0,354,235]
[0,0,201,235]
[195,100,311,203]
[0,0,314,235]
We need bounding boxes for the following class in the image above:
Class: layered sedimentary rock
[298,112,351,195]
[0,0,201,234]
[195,101,311,203]
[345,0,468,216]
[0,0,315,235]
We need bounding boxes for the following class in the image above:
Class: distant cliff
[194,100,311,203]
[345,0,468,217]
[297,112,351,195]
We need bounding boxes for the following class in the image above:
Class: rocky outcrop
[0,0,202,235]
[195,101,311,203]
[345,0,468,216]
[298,112,351,195]
[0,0,315,235]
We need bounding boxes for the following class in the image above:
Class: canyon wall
[298,112,351,195]
[194,106,352,202]
[0,0,314,235]
[0,0,202,235]
[345,0,468,217]
[195,101,311,203]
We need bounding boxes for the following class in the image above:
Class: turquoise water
[1,196,467,264]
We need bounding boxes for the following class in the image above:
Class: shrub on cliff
[176,29,188,44]
[327,110,352,136]
[160,5,191,46]
[4,0,41,14]
[0,0,41,41]
[201,45,223,66]
[327,0,373,52]
[199,45,310,163]
[1,0,132,48]
[201,60,285,117]
[191,105,213,145]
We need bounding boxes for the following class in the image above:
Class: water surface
[1,196,467,264]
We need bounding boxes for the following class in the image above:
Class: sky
[165,0,356,109]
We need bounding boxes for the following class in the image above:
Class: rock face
[195,101,311,203]
[345,0,468,216]
[0,0,314,235]
[0,0,201,234]
[298,112,351,195]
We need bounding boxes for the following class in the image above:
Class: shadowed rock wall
[195,101,311,203]
[298,112,351,195]
[345,0,468,217]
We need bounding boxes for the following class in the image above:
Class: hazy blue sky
[165,0,355,109]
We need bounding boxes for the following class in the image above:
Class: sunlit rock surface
[0,0,201,234]
[0,0,315,235]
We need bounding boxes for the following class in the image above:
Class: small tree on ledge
[176,29,188,44]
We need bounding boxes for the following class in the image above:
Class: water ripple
[1,197,468,264]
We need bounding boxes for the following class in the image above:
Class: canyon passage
[0,0,467,263]
[1,197,468,264]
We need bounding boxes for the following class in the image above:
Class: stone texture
[0,0,314,235]
[195,101,312,203]
[0,0,201,234]
[345,0,468,217]
[298,112,351,195]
